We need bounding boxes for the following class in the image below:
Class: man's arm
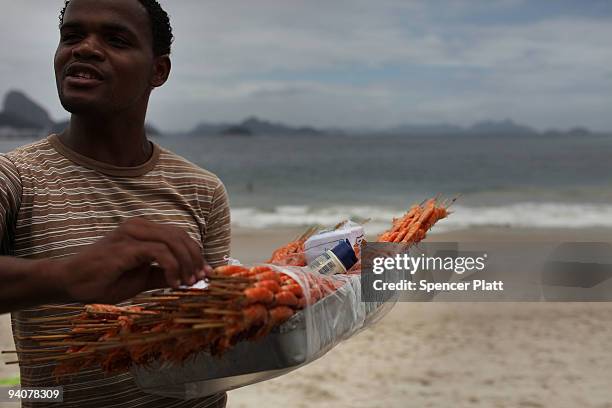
[1,256,64,312]
[0,217,212,314]
[202,181,232,267]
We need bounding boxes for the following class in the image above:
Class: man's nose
[72,37,104,60]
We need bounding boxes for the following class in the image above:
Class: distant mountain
[220,125,253,136]
[0,90,162,138]
[239,116,323,136]
[0,111,42,129]
[1,90,605,138]
[190,121,233,136]
[383,119,539,137]
[469,119,536,136]
[567,127,591,138]
[3,90,54,129]
[385,123,464,136]
[189,116,325,137]
[186,116,604,138]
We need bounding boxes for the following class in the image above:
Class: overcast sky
[1,0,611,132]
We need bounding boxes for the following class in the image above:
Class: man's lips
[64,76,104,88]
[63,63,105,87]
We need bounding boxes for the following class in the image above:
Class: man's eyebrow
[100,23,139,37]
[59,22,83,31]
[60,22,139,38]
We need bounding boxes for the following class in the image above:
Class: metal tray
[133,275,386,399]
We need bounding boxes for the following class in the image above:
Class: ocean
[3,133,612,232]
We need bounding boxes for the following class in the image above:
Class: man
[0,0,230,407]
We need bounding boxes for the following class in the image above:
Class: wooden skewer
[209,277,254,284]
[40,323,119,329]
[208,281,251,289]
[202,308,241,316]
[122,310,159,316]
[173,318,225,324]
[19,334,72,341]
[179,302,231,309]
[131,314,162,322]
[134,297,180,302]
[2,349,63,354]
[41,305,83,310]
[84,310,122,316]
[178,296,230,307]
[70,328,119,334]
[144,306,180,312]
[213,283,246,290]
[25,315,76,323]
[206,275,254,282]
[163,291,212,297]
[185,293,241,301]
[131,321,164,329]
[43,340,119,347]
[82,309,155,316]
[70,319,116,323]
[445,196,459,209]
[47,324,227,356]
[192,322,226,329]
[297,225,317,241]
[94,328,202,350]
[205,288,244,296]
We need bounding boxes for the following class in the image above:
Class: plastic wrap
[132,263,397,399]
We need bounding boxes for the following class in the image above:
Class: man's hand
[48,217,213,304]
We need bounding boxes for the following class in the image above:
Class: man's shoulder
[1,137,56,166]
[1,137,55,182]
[155,144,223,189]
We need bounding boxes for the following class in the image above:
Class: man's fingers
[121,218,202,285]
[202,262,214,277]
[131,241,182,288]
[146,265,173,291]
[181,232,204,274]
[101,265,168,304]
[166,236,195,285]
[173,229,204,283]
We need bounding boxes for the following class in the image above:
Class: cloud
[0,0,610,131]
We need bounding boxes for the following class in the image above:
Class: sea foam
[231,203,612,233]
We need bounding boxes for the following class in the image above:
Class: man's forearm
[0,257,65,314]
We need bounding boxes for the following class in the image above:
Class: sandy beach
[2,226,612,407]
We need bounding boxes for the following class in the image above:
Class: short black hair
[59,0,174,56]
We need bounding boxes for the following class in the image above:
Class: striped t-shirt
[0,134,231,408]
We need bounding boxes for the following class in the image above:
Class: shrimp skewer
[5,197,450,375]
[377,197,449,244]
[267,226,316,266]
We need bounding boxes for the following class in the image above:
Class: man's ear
[151,55,171,88]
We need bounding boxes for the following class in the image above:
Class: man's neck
[60,114,153,167]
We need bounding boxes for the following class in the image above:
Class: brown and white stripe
[0,134,231,408]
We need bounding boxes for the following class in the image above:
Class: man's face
[54,0,162,115]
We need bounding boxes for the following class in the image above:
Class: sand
[229,302,612,408]
[2,227,612,407]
